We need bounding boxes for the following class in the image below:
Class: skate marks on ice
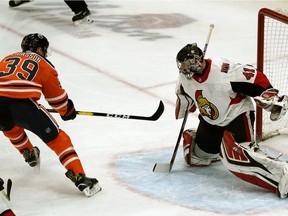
[114,148,288,214]
[8,2,194,40]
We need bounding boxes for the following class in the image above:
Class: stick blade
[152,163,171,173]
[150,100,164,121]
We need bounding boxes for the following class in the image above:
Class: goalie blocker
[221,130,288,198]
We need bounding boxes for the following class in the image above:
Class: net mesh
[260,8,288,140]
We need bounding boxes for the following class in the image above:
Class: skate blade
[83,183,102,197]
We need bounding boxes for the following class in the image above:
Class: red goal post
[256,8,288,141]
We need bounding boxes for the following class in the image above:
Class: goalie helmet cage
[256,8,288,141]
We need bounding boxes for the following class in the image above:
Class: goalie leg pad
[221,130,288,197]
[183,129,220,166]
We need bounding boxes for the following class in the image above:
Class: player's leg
[64,0,93,24]
[46,129,101,196]
[220,111,286,196]
[0,97,39,167]
[3,126,40,167]
[9,99,101,195]
[183,115,221,166]
[221,130,288,198]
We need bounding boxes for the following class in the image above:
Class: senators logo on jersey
[195,90,219,120]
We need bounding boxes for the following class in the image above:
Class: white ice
[0,0,288,215]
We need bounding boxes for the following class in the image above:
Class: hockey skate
[72,8,93,25]
[9,0,31,7]
[65,170,101,197]
[21,146,40,167]
[183,129,220,166]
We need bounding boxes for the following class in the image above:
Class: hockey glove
[61,99,77,121]
[254,88,288,121]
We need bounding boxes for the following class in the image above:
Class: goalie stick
[153,24,215,173]
[153,106,189,172]
[46,100,164,121]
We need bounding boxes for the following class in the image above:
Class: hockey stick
[46,100,164,121]
[202,24,214,57]
[153,24,215,173]
[153,106,189,172]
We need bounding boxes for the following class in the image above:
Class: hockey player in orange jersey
[0,33,101,197]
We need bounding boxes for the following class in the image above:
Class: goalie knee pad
[183,129,220,166]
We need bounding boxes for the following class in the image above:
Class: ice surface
[0,1,288,215]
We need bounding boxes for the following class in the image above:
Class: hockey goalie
[175,43,288,198]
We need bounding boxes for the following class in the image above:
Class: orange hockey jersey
[0,51,68,116]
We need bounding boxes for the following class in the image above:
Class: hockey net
[256,8,288,141]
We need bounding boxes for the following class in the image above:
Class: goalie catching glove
[254,88,288,121]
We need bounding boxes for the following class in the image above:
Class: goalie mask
[21,33,50,57]
[176,43,204,79]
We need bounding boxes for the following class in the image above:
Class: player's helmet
[176,43,204,79]
[21,33,49,57]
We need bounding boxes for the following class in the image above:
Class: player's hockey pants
[195,111,255,154]
[0,97,59,142]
